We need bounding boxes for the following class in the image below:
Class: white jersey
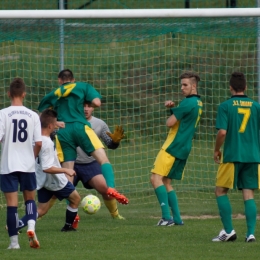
[0,106,42,175]
[36,136,68,191]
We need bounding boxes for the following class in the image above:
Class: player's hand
[214,150,221,164]
[65,169,76,177]
[106,125,125,143]
[165,100,175,108]
[56,121,65,128]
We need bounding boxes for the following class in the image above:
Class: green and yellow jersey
[163,95,203,160]
[216,95,260,163]
[38,82,101,125]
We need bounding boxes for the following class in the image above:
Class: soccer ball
[81,195,101,215]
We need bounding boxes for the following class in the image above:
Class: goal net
[0,2,259,216]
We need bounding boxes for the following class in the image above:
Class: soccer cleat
[157,218,175,226]
[61,226,77,232]
[212,229,237,242]
[112,214,125,220]
[72,214,80,229]
[107,188,129,205]
[27,230,40,249]
[7,244,20,249]
[245,234,256,242]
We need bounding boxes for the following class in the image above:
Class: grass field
[0,203,260,260]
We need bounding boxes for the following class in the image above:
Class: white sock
[27,220,36,232]
[10,235,18,246]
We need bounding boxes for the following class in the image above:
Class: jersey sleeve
[84,84,102,103]
[40,141,55,170]
[170,99,193,120]
[33,113,42,142]
[38,90,57,112]
[0,111,5,141]
[216,103,228,130]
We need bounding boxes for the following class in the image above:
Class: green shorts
[151,149,187,180]
[56,122,104,162]
[216,162,260,190]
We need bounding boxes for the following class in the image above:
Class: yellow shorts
[216,162,260,189]
[151,149,186,180]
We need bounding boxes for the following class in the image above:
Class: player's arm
[90,98,101,108]
[43,167,76,177]
[102,125,125,149]
[34,141,42,158]
[38,90,57,112]
[214,129,226,164]
[166,115,177,128]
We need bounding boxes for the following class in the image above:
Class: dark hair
[40,109,57,128]
[58,69,74,82]
[229,72,246,92]
[9,78,25,98]
[180,71,200,87]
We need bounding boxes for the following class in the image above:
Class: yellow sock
[103,199,119,217]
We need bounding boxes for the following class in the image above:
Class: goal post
[0,8,260,215]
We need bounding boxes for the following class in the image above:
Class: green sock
[168,190,182,224]
[244,199,257,237]
[101,163,115,188]
[216,195,233,234]
[154,185,171,220]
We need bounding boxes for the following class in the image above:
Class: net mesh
[0,1,260,213]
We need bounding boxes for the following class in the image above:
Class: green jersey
[216,95,260,163]
[163,95,203,160]
[38,82,101,125]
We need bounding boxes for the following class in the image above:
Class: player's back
[0,106,41,174]
[41,82,101,125]
[218,96,260,163]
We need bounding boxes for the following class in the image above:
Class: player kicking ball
[17,109,81,233]
[73,102,126,223]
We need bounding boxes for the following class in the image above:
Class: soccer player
[73,102,125,220]
[150,72,202,226]
[38,69,128,205]
[18,109,81,232]
[212,72,260,242]
[0,78,42,249]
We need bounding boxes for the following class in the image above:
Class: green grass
[0,204,260,259]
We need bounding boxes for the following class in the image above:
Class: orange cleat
[27,230,40,249]
[72,214,80,229]
[107,188,129,205]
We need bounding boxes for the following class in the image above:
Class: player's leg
[57,182,81,232]
[240,163,258,242]
[77,124,128,204]
[243,189,256,242]
[88,173,125,220]
[150,149,176,226]
[163,178,183,225]
[163,158,186,225]
[212,163,237,242]
[1,173,20,249]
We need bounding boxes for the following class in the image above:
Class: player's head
[40,109,57,132]
[58,69,74,84]
[84,102,94,120]
[8,78,26,99]
[179,71,200,97]
[229,72,246,93]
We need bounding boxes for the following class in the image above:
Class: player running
[37,69,128,205]
[212,72,260,242]
[17,109,81,233]
[0,78,42,249]
[150,71,202,226]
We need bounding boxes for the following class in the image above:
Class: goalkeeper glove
[106,125,125,143]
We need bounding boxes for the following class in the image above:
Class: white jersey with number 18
[0,106,42,175]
